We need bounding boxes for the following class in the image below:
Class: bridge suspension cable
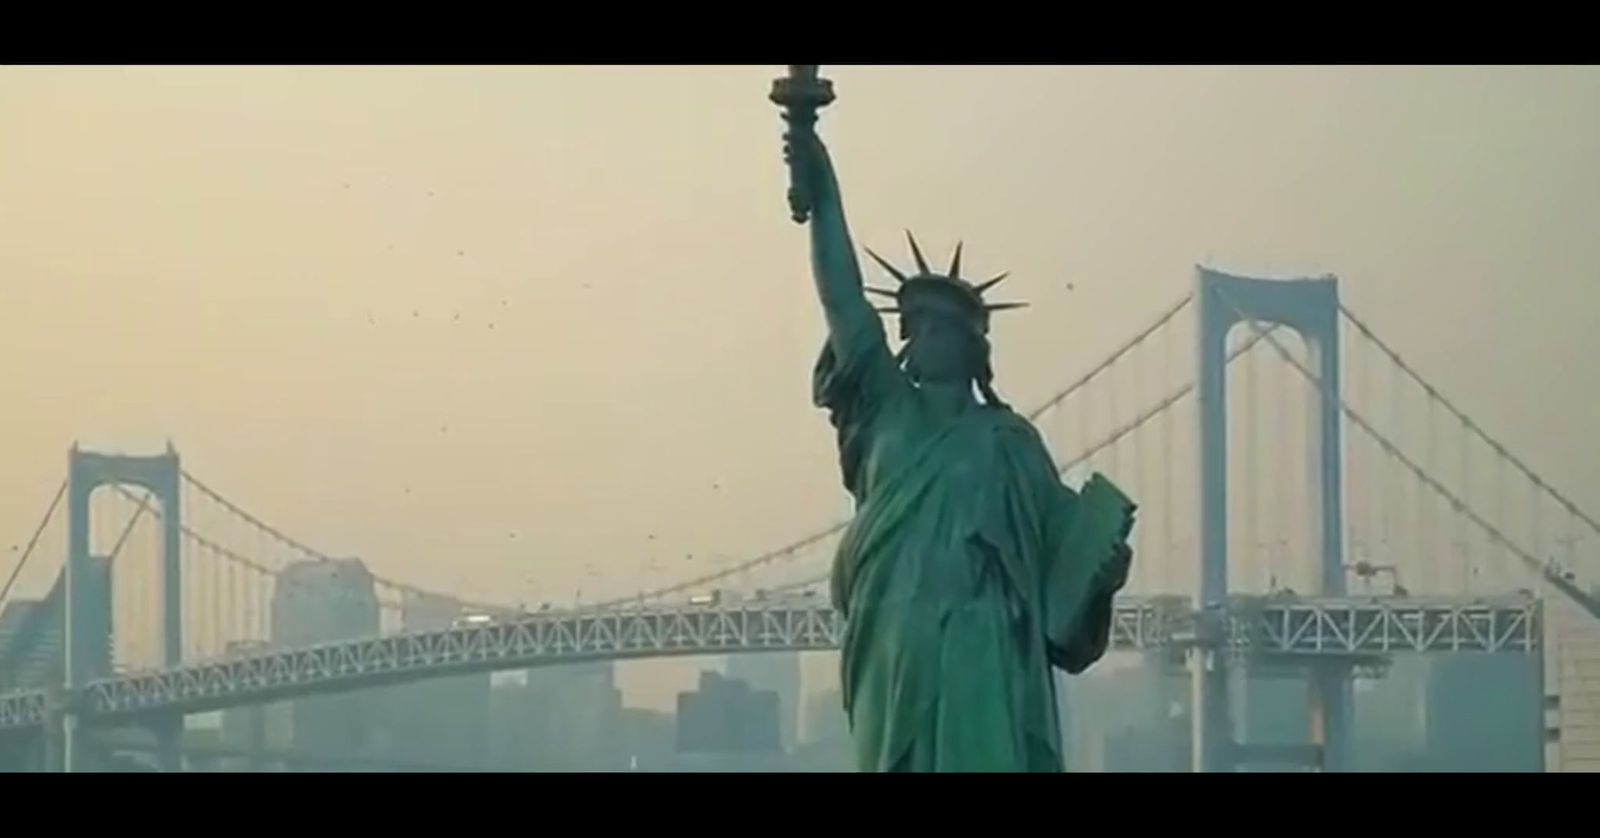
[1223,289,1565,590]
[0,480,66,610]
[111,485,274,577]
[61,291,1576,636]
[180,471,337,563]
[65,293,1199,620]
[1025,294,1192,423]
[109,483,394,658]
[178,471,513,618]
[107,491,153,561]
[1340,304,1600,540]
[598,297,1197,609]
[1057,327,1275,473]
[602,308,1274,609]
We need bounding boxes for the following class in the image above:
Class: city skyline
[3,65,1598,715]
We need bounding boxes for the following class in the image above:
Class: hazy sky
[3,66,1598,705]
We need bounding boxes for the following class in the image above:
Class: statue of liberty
[771,67,1137,772]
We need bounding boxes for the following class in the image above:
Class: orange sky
[2,65,1597,706]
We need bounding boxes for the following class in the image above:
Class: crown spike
[864,286,898,299]
[948,242,964,279]
[984,301,1029,312]
[863,247,908,283]
[975,272,1010,295]
[905,230,930,275]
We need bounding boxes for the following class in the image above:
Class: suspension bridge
[1,268,1596,772]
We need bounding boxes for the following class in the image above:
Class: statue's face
[904,309,983,384]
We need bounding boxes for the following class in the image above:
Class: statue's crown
[865,232,1027,335]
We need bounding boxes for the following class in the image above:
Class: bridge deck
[0,593,1539,732]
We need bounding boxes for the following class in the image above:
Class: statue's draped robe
[814,316,1123,773]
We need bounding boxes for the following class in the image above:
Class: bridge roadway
[0,592,1538,734]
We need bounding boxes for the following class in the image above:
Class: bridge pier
[43,679,82,773]
[60,714,85,772]
[1188,605,1233,772]
[151,713,184,772]
[66,446,184,697]
[1194,268,1348,772]
[42,727,63,772]
[1190,647,1233,772]
[1308,663,1353,772]
[60,447,184,772]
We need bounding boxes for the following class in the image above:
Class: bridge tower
[1193,268,1347,772]
[62,444,184,772]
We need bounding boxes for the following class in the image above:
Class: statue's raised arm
[769,66,1137,773]
[771,66,883,359]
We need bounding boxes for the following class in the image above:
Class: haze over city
[2,65,1597,733]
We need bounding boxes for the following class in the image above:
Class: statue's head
[865,233,1027,407]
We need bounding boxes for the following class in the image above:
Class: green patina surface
[772,66,1136,772]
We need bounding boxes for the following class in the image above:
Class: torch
[769,64,835,224]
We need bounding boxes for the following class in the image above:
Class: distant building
[248,557,381,760]
[1241,673,1317,743]
[1419,653,1542,771]
[801,686,848,747]
[725,652,802,750]
[489,661,624,770]
[793,686,852,771]
[269,557,381,645]
[1545,596,1600,771]
[0,556,108,693]
[638,749,791,772]
[676,670,780,754]
[618,706,676,769]
[1349,658,1430,770]
[376,591,491,769]
[1070,655,1188,772]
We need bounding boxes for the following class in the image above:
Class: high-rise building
[797,650,844,744]
[489,662,624,770]
[618,706,676,769]
[1420,653,1542,771]
[725,652,802,750]
[1348,658,1430,770]
[1233,672,1312,769]
[801,687,848,747]
[249,557,381,760]
[1070,655,1188,772]
[639,669,785,771]
[269,558,380,647]
[794,686,852,771]
[1546,596,1600,771]
[676,669,780,754]
[377,592,491,769]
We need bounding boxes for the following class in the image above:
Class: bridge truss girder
[0,594,1540,735]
